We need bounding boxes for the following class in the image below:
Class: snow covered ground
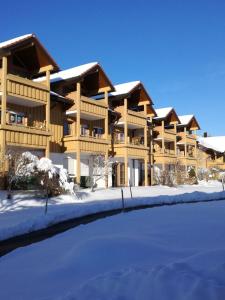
[0,181,225,240]
[1,197,225,299]
[0,180,225,241]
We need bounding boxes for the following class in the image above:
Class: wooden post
[162,120,165,170]
[1,56,7,173]
[144,122,147,148]
[162,120,165,154]
[184,126,187,171]
[45,69,51,158]
[1,56,7,126]
[76,82,81,185]
[104,90,108,140]
[124,98,128,186]
[174,123,177,156]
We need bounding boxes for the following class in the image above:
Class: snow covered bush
[6,151,76,211]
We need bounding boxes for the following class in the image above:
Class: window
[93,127,103,138]
[8,112,25,125]
[63,121,70,135]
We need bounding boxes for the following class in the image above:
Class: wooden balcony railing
[0,74,49,105]
[114,135,145,147]
[115,106,147,127]
[0,124,50,149]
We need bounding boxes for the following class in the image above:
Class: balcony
[63,134,108,154]
[154,148,176,157]
[154,126,176,142]
[0,73,49,106]
[115,106,147,128]
[113,133,148,158]
[0,108,50,149]
[177,132,196,145]
[66,95,107,120]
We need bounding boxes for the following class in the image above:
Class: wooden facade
[0,33,224,188]
[0,34,58,165]
[110,82,155,187]
[48,63,114,186]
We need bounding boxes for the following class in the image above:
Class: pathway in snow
[0,181,225,242]
[0,200,225,300]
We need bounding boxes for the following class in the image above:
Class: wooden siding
[0,125,50,149]
[5,74,49,104]
[177,132,196,145]
[114,144,148,158]
[50,102,64,153]
[67,95,107,118]
[63,136,108,153]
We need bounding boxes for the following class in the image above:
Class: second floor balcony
[115,106,147,128]
[154,125,177,142]
[0,72,49,106]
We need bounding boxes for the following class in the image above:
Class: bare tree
[91,154,112,192]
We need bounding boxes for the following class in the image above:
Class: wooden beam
[45,69,50,157]
[1,56,7,126]
[76,82,81,186]
[39,65,54,74]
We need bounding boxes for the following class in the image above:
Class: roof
[0,33,59,72]
[110,81,141,96]
[154,107,173,119]
[35,62,114,92]
[198,136,225,153]
[0,34,33,49]
[178,115,194,126]
[47,62,98,83]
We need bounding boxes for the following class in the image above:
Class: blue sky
[2,0,225,135]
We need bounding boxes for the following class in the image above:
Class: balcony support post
[184,127,187,171]
[124,98,128,146]
[1,56,7,126]
[161,120,165,171]
[124,98,128,186]
[76,82,81,185]
[104,91,108,140]
[45,68,51,157]
[76,82,81,138]
[1,56,7,169]
[144,122,147,148]
[174,123,177,156]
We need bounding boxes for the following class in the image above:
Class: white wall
[50,152,107,188]
[134,160,139,186]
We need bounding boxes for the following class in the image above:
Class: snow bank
[1,198,225,300]
[0,181,225,241]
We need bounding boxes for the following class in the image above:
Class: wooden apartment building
[1,33,224,188]
[0,34,59,163]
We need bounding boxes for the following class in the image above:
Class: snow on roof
[110,81,141,96]
[35,62,98,83]
[154,107,173,119]
[198,136,225,153]
[0,34,33,49]
[178,115,194,126]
